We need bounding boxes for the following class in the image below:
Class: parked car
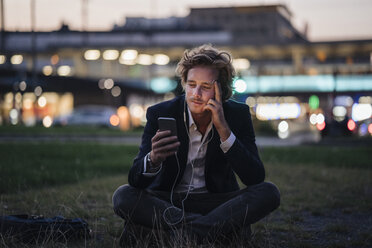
[54,105,117,128]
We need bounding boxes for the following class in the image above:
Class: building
[0,4,371,134]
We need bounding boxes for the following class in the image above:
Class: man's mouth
[191,100,204,105]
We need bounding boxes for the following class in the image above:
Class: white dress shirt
[143,108,236,193]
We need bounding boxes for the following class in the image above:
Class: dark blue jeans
[112,182,280,240]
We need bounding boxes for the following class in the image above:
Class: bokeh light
[233,79,247,93]
[103,50,119,60]
[233,58,250,71]
[84,50,100,60]
[43,65,53,76]
[42,116,53,128]
[153,54,170,65]
[104,78,114,89]
[0,55,5,64]
[351,103,372,121]
[34,86,43,97]
[11,55,23,65]
[347,119,356,131]
[110,114,120,126]
[38,96,47,107]
[57,65,72,76]
[278,120,289,133]
[368,123,372,134]
[111,86,121,97]
[137,54,152,65]
[19,81,27,91]
[316,121,326,131]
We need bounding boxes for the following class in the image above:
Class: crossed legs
[112,182,280,242]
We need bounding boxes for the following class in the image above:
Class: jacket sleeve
[224,104,265,186]
[128,106,159,188]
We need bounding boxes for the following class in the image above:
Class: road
[0,131,321,147]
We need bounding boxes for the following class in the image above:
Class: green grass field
[1,141,371,247]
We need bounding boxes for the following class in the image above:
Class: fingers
[151,130,171,142]
[214,81,222,103]
[151,130,180,164]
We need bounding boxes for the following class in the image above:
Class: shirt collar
[187,107,213,133]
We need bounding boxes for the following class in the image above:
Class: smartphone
[158,117,177,136]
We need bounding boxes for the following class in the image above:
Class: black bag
[0,214,91,243]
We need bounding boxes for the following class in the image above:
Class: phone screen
[158,117,177,136]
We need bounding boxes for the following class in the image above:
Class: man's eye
[202,86,212,90]
[187,83,196,87]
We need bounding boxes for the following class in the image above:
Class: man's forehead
[187,66,218,82]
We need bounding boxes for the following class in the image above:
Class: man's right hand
[150,130,180,166]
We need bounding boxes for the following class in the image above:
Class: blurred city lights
[103,50,119,60]
[84,50,100,60]
[351,103,372,121]
[43,65,53,76]
[334,95,353,107]
[129,104,144,118]
[23,98,33,110]
[109,114,120,126]
[153,54,170,65]
[57,65,72,76]
[119,57,136,65]
[117,106,130,131]
[233,79,247,93]
[121,50,138,60]
[38,96,47,107]
[9,109,19,125]
[256,103,301,120]
[34,86,43,97]
[150,77,177,93]
[309,95,319,110]
[333,106,347,118]
[309,113,317,125]
[120,50,138,65]
[9,109,18,120]
[316,121,326,131]
[233,58,250,71]
[104,78,114,89]
[15,93,22,103]
[278,120,289,133]
[347,119,356,131]
[11,55,23,65]
[117,106,129,118]
[359,96,372,104]
[316,113,325,124]
[278,130,289,139]
[359,123,368,136]
[111,86,121,97]
[19,81,27,91]
[42,116,53,128]
[137,54,152,65]
[0,55,5,64]
[98,79,105,89]
[245,96,256,108]
[368,123,372,135]
[50,54,60,65]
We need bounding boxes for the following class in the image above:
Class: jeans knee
[261,182,281,209]
[112,184,141,218]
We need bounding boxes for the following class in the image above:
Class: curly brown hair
[175,44,235,102]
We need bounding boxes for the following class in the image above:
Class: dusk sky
[3,0,372,41]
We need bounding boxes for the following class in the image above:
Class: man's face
[185,66,218,116]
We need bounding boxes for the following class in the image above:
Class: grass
[0,143,138,194]
[0,125,144,136]
[1,142,372,247]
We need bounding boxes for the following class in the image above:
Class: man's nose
[193,86,202,98]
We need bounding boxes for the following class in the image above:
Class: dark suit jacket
[128,95,265,193]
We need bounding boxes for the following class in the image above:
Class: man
[113,44,280,245]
